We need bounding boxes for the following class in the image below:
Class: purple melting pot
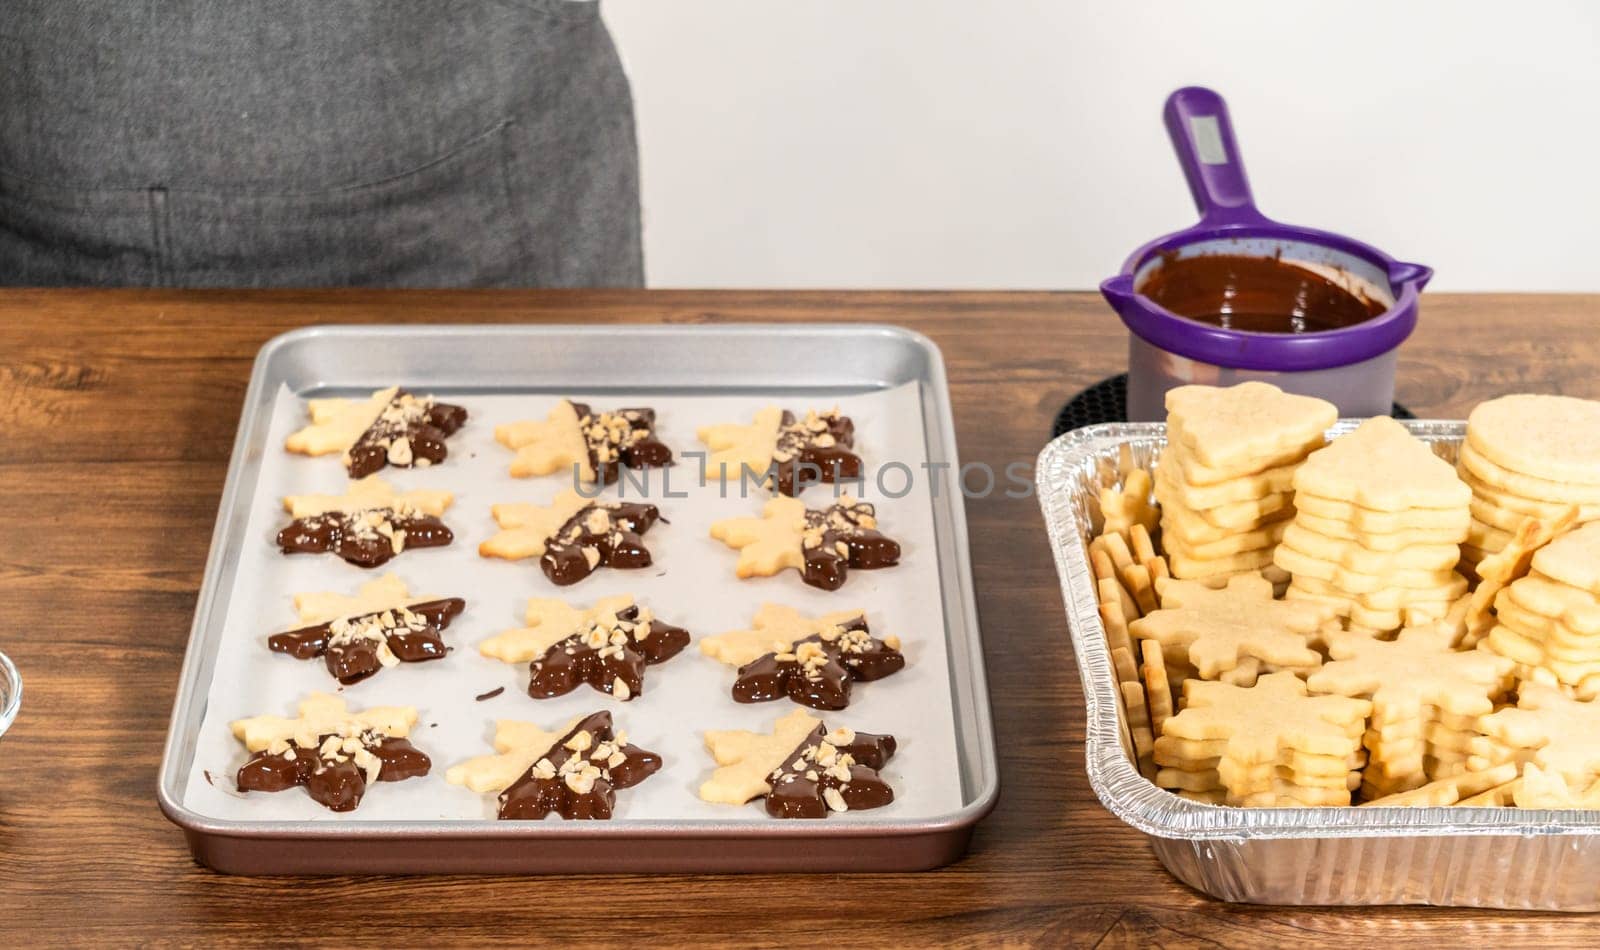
[1100,86,1432,421]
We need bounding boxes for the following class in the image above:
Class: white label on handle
[1190,115,1228,164]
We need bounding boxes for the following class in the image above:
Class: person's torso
[0,0,595,191]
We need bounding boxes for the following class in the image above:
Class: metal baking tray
[158,323,997,874]
[1038,420,1600,910]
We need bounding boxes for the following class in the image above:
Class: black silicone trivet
[1051,373,1414,440]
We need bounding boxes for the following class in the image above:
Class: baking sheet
[182,382,964,824]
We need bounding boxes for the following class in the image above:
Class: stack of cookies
[1457,394,1600,570]
[1306,620,1512,798]
[1155,382,1337,581]
[1084,383,1600,809]
[1153,672,1369,807]
[1483,521,1600,697]
[1276,417,1472,632]
[1470,683,1600,807]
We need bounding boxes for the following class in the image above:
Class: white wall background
[604,0,1600,291]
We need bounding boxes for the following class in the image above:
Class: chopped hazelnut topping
[354,747,383,785]
[823,787,849,812]
[386,438,414,466]
[564,767,599,795]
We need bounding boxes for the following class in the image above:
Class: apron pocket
[162,120,535,288]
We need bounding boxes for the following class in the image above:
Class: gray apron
[0,1,642,287]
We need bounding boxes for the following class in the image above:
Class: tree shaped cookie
[700,604,905,710]
[495,399,672,485]
[709,495,900,591]
[285,386,467,477]
[1129,573,1334,680]
[278,475,455,568]
[1161,673,1370,803]
[445,710,662,820]
[479,489,661,586]
[1473,682,1600,788]
[268,574,465,685]
[479,595,691,701]
[230,693,430,812]
[698,407,863,495]
[699,708,897,818]
[1292,416,1472,513]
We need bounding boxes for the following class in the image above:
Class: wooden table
[2,289,1597,946]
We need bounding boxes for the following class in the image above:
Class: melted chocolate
[1138,253,1386,334]
[497,710,662,820]
[346,391,468,478]
[799,499,901,590]
[570,402,673,486]
[277,507,453,568]
[268,597,465,685]
[771,409,862,496]
[732,615,905,709]
[765,724,896,819]
[540,501,659,586]
[527,604,690,700]
[236,733,430,812]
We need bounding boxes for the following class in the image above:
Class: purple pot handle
[1164,86,1265,225]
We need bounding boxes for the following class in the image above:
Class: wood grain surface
[1,289,1598,947]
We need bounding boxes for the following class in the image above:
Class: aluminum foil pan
[1037,420,1600,909]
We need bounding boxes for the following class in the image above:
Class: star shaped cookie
[479,595,691,701]
[700,604,905,709]
[495,399,672,484]
[698,407,862,495]
[479,489,661,586]
[709,495,900,590]
[285,386,467,477]
[445,710,662,819]
[231,693,430,812]
[1129,573,1335,680]
[278,475,455,568]
[268,574,465,685]
[699,708,897,818]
